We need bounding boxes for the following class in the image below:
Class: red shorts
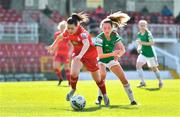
[54,54,69,64]
[81,57,99,72]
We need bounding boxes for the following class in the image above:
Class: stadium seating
[0,43,49,73]
[0,5,22,23]
[86,11,175,24]
[51,10,65,23]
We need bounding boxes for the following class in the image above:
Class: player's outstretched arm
[115,41,126,57]
[75,39,90,60]
[46,33,63,53]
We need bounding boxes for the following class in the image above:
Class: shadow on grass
[83,105,138,111]
[83,104,139,111]
[57,85,69,88]
[143,87,160,91]
[108,104,139,110]
[82,106,101,112]
[54,104,139,112]
[56,106,101,112]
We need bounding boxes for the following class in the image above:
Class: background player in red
[53,21,73,86]
[47,12,110,106]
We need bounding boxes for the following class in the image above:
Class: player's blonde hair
[100,11,130,29]
[57,20,67,31]
[138,20,148,31]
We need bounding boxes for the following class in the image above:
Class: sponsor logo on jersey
[71,41,78,45]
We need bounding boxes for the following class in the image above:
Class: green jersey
[137,30,156,57]
[95,31,122,63]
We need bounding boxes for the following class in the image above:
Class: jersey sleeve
[54,32,60,40]
[62,30,69,41]
[147,31,153,41]
[137,32,141,40]
[62,30,68,37]
[54,33,58,40]
[114,32,122,43]
[95,34,103,47]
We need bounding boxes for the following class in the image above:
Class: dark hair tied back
[72,13,82,21]
[67,12,89,26]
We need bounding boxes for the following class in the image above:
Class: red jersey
[54,31,69,56]
[62,26,97,58]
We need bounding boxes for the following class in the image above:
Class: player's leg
[62,53,70,86]
[136,54,147,87]
[59,55,70,85]
[64,63,70,86]
[82,57,109,106]
[90,70,109,106]
[151,67,163,88]
[95,63,107,105]
[110,64,137,105]
[147,57,163,88]
[53,60,63,86]
[66,58,83,101]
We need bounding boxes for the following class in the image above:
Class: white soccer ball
[70,95,86,111]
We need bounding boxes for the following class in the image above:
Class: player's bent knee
[101,73,106,80]
[53,65,59,70]
[136,64,142,69]
[119,77,128,85]
[122,80,129,85]
[151,67,158,72]
[64,65,69,69]
[70,73,78,78]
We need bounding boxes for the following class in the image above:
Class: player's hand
[137,45,142,54]
[114,56,119,61]
[113,50,121,57]
[46,45,55,54]
[74,55,82,61]
[137,48,141,54]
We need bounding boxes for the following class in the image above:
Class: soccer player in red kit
[47,12,109,106]
[53,21,73,86]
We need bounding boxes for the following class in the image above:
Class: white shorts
[99,60,120,69]
[137,54,159,68]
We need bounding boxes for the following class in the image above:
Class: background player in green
[95,11,137,106]
[136,20,163,88]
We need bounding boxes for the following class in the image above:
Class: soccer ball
[70,95,86,111]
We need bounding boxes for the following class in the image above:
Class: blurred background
[0,0,179,81]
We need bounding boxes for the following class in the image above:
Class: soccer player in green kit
[95,11,137,106]
[136,20,163,88]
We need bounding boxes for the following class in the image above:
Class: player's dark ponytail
[67,12,89,26]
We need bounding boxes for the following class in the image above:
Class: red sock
[70,76,78,90]
[65,69,70,82]
[96,80,106,95]
[54,68,63,80]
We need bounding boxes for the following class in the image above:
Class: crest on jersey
[96,38,103,44]
[81,33,88,39]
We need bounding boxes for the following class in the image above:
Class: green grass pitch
[0,80,180,116]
